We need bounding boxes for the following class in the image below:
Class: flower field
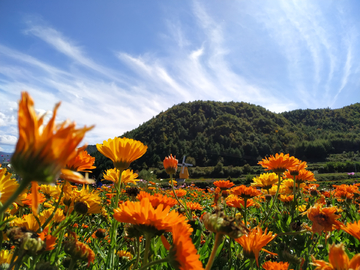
[1,92,360,270]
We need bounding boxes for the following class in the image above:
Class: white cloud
[0,135,17,145]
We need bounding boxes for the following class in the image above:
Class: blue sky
[1,0,360,153]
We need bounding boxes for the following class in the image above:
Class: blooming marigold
[96,137,147,171]
[11,92,94,184]
[163,154,178,175]
[306,203,343,234]
[174,189,187,198]
[185,201,203,211]
[311,243,360,270]
[213,180,235,189]
[235,226,277,266]
[169,222,204,270]
[113,197,188,235]
[226,195,254,209]
[117,250,133,260]
[283,169,315,184]
[258,153,299,174]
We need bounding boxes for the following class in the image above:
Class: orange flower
[235,226,277,266]
[22,182,46,215]
[174,189,187,198]
[0,168,20,205]
[163,154,178,175]
[312,243,360,270]
[137,191,178,209]
[226,196,254,209]
[12,92,94,184]
[258,153,299,174]
[213,180,235,189]
[279,195,294,203]
[169,222,204,270]
[39,230,57,251]
[96,137,147,171]
[283,169,315,184]
[113,198,188,235]
[65,149,95,172]
[306,203,343,234]
[231,185,261,199]
[262,261,290,270]
[341,220,360,241]
[64,236,95,267]
[185,202,203,211]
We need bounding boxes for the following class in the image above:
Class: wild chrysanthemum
[283,169,315,184]
[262,261,290,270]
[96,137,147,171]
[231,185,261,199]
[235,226,277,266]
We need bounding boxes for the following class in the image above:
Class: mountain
[91,101,360,174]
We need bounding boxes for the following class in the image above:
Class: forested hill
[91,101,360,172]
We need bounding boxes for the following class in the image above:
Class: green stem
[138,257,169,270]
[205,233,224,270]
[244,199,248,228]
[0,179,29,215]
[261,174,281,226]
[105,169,123,269]
[142,233,152,267]
[135,236,141,268]
[38,181,66,232]
[68,258,77,270]
[169,174,190,219]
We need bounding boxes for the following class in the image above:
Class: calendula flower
[262,261,290,270]
[231,185,261,199]
[0,249,13,265]
[341,220,360,241]
[163,154,178,175]
[311,243,360,270]
[283,169,315,184]
[121,169,139,185]
[70,185,102,215]
[185,201,203,211]
[11,92,94,184]
[0,168,20,204]
[279,195,294,203]
[113,197,188,236]
[11,213,41,232]
[117,250,133,260]
[169,180,177,186]
[64,232,95,267]
[169,222,204,270]
[306,203,343,234]
[213,180,235,190]
[258,153,299,174]
[251,173,278,190]
[39,184,61,199]
[235,226,277,266]
[226,195,254,209]
[96,137,147,171]
[64,149,95,172]
[22,182,46,215]
[174,189,187,198]
[137,192,178,209]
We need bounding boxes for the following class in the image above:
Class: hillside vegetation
[90,101,360,178]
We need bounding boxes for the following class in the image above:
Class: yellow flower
[96,137,147,171]
[70,185,102,215]
[117,250,133,260]
[103,168,138,185]
[39,184,61,199]
[0,249,13,265]
[0,168,20,204]
[11,92,94,184]
[251,173,278,190]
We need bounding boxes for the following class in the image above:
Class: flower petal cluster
[12,92,94,184]
[258,153,299,174]
[113,197,187,235]
[0,168,20,204]
[96,137,147,171]
[213,180,235,189]
[137,191,178,209]
[235,226,277,266]
[163,154,178,175]
[262,261,290,270]
[311,243,360,270]
[251,173,278,190]
[231,185,261,199]
[169,222,204,270]
[341,220,360,241]
[306,203,343,234]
